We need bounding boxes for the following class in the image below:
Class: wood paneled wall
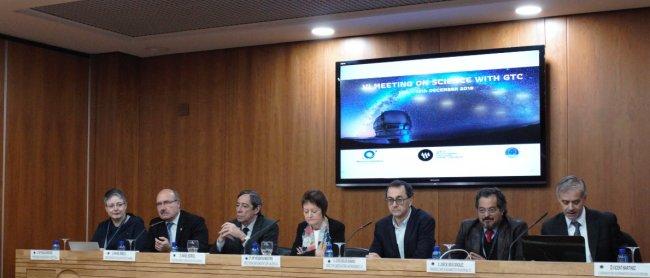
[1,7,648,278]
[2,41,89,277]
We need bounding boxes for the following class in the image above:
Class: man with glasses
[146,189,209,252]
[453,187,528,260]
[210,189,279,254]
[367,180,435,259]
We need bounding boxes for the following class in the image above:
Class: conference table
[16,249,595,277]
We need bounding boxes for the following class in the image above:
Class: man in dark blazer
[210,190,279,254]
[146,189,209,252]
[454,187,528,260]
[541,175,623,262]
[368,180,435,259]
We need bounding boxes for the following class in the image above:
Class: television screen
[336,45,546,187]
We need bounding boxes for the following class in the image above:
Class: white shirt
[565,208,592,262]
[392,207,412,259]
[167,213,180,244]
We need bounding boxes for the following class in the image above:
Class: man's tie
[571,221,581,236]
[485,229,494,244]
[166,222,174,240]
[242,227,250,238]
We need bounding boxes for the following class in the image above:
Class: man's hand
[468,251,485,260]
[366,252,381,259]
[154,237,171,252]
[218,222,246,242]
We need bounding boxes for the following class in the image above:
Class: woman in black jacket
[91,188,147,250]
[290,189,345,256]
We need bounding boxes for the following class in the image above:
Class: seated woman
[91,188,146,250]
[290,189,345,256]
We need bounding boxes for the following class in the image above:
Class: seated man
[541,175,623,262]
[146,189,209,252]
[210,190,279,254]
[367,180,435,259]
[453,187,528,260]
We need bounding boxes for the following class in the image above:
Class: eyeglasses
[156,200,178,207]
[106,202,125,209]
[477,207,500,214]
[386,197,410,205]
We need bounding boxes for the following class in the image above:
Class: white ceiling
[1,0,649,57]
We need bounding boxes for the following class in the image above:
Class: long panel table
[16,249,594,277]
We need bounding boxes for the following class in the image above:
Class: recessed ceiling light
[515,5,542,16]
[311,27,335,37]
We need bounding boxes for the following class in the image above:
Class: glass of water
[261,241,273,256]
[187,240,199,253]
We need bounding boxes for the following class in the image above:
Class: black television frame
[335,45,547,188]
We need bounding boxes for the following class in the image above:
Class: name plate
[30,250,60,260]
[169,252,206,265]
[241,255,281,268]
[323,257,367,271]
[103,250,136,262]
[426,259,475,274]
[594,263,650,277]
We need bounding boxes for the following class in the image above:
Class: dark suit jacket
[453,216,528,260]
[209,214,279,254]
[290,217,345,256]
[146,210,209,252]
[541,208,622,262]
[91,213,147,251]
[369,206,435,259]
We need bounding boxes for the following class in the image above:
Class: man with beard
[210,189,279,254]
[541,175,624,262]
[367,180,435,259]
[453,187,528,260]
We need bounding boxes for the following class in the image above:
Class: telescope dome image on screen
[336,45,546,187]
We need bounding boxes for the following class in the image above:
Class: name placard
[103,250,136,262]
[30,250,60,261]
[323,257,367,271]
[169,252,206,265]
[426,259,475,274]
[241,255,281,268]
[594,263,650,277]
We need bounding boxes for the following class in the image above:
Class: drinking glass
[626,246,640,263]
[187,240,199,253]
[334,242,345,257]
[261,241,273,256]
[443,243,455,252]
[126,239,136,251]
[61,238,70,251]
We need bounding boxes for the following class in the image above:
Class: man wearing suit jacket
[454,187,528,260]
[147,189,209,252]
[210,190,279,254]
[368,180,435,259]
[541,175,623,262]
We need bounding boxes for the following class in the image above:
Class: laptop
[68,241,100,251]
[522,235,586,262]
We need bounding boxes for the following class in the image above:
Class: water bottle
[251,242,260,255]
[171,242,179,252]
[617,248,628,263]
[432,245,441,259]
[324,243,334,257]
[52,240,61,251]
[117,240,126,251]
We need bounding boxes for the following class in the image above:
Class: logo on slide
[505,147,519,158]
[418,149,433,161]
[363,150,376,159]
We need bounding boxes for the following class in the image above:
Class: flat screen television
[336,45,546,187]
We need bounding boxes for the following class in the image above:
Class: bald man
[145,189,209,252]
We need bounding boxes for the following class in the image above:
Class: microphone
[340,221,372,256]
[507,212,548,260]
[243,219,280,251]
[133,220,165,249]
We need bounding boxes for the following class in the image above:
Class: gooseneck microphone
[340,221,373,256]
[507,212,548,260]
[244,219,280,251]
[133,220,165,249]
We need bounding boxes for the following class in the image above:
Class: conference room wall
[1,41,89,277]
[89,7,649,256]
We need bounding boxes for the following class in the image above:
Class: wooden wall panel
[566,9,650,252]
[89,53,140,232]
[3,41,88,278]
[0,38,5,277]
